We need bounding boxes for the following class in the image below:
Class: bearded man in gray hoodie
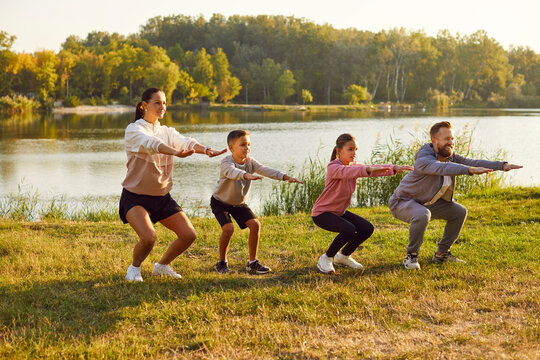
[389,121,522,270]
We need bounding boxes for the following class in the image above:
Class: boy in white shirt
[211,130,302,274]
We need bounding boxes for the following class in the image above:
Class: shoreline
[51,105,132,114]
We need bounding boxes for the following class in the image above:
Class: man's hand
[244,173,263,180]
[206,148,227,158]
[175,149,195,158]
[283,175,304,184]
[468,167,493,175]
[393,165,414,173]
[502,163,523,172]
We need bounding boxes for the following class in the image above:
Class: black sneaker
[215,260,231,274]
[246,260,271,274]
[432,251,466,264]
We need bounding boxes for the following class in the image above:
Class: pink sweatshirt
[311,159,395,217]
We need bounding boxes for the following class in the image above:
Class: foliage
[262,157,326,216]
[62,95,80,107]
[356,125,506,207]
[1,17,540,107]
[343,84,368,105]
[301,89,313,104]
[263,126,507,214]
[0,94,39,113]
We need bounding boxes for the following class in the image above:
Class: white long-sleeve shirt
[212,155,285,205]
[121,119,199,196]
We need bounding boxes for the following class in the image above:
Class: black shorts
[210,196,256,229]
[119,188,182,224]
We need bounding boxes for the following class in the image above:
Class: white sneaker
[126,264,143,282]
[317,254,335,274]
[153,262,182,279]
[334,252,363,269]
[403,253,421,270]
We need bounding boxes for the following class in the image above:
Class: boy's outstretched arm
[283,175,304,184]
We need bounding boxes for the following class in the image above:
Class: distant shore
[50,103,414,114]
[51,105,132,114]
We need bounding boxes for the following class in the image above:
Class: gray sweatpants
[388,195,468,254]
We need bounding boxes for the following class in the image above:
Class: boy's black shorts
[210,196,256,229]
[119,188,182,224]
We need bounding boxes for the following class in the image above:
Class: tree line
[1,14,539,109]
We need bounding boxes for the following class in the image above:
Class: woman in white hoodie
[120,88,226,282]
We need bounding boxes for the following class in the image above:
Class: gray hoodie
[391,143,505,204]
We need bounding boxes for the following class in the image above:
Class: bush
[0,95,39,113]
[262,157,326,216]
[357,125,506,207]
[262,125,507,214]
[63,95,80,107]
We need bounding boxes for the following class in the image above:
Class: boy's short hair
[429,121,453,138]
[227,130,250,145]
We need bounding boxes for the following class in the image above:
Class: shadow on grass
[0,262,405,341]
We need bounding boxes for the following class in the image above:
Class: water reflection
[0,108,538,214]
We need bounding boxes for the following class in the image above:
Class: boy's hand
[393,165,414,173]
[283,175,304,184]
[244,173,263,180]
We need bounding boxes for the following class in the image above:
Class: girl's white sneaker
[125,264,143,282]
[317,254,336,274]
[334,252,363,269]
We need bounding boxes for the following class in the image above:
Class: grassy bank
[0,187,538,359]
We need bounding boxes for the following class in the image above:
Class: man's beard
[438,145,453,158]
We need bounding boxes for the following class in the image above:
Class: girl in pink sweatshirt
[312,133,413,274]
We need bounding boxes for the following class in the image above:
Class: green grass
[0,187,539,359]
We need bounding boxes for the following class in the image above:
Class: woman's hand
[206,148,227,157]
[175,149,195,158]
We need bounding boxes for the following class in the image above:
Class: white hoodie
[121,119,199,196]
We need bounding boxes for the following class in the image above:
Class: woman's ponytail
[133,87,163,122]
[134,102,144,121]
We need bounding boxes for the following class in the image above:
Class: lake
[0,108,538,215]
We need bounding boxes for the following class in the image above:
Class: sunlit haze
[1,0,539,53]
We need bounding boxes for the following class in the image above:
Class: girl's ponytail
[330,146,338,161]
[133,87,163,122]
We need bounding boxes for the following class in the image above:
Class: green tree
[0,31,18,95]
[344,84,368,104]
[34,50,58,105]
[143,46,180,101]
[217,76,242,103]
[274,69,296,104]
[301,89,313,104]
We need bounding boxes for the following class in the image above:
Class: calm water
[0,108,538,212]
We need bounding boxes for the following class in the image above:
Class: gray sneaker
[432,251,466,264]
[403,252,421,270]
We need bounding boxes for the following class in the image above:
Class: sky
[1,0,539,53]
